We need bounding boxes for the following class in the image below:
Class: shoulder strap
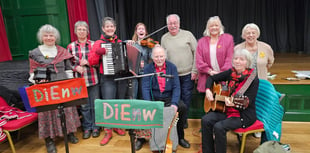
[236,69,257,96]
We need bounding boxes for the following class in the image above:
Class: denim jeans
[179,74,194,120]
[100,75,128,130]
[100,75,127,99]
[80,84,100,131]
[131,78,143,99]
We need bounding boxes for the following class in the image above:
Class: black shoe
[135,139,145,151]
[92,129,100,138]
[179,139,190,148]
[83,130,91,139]
[184,121,188,129]
[45,137,57,153]
[68,133,79,144]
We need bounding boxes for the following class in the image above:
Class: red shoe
[113,128,126,136]
[100,129,112,146]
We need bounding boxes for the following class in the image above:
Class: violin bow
[141,25,167,40]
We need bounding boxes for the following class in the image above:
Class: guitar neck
[164,112,178,153]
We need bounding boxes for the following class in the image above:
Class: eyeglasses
[168,22,179,26]
[77,29,87,32]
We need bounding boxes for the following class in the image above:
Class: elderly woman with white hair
[28,24,81,153]
[201,49,259,153]
[196,16,234,94]
[235,23,274,80]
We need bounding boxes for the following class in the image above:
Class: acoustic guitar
[164,112,179,153]
[204,83,249,113]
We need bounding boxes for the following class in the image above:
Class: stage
[268,53,310,122]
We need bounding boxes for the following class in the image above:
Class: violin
[139,25,166,48]
[140,38,159,48]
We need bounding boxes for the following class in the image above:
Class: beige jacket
[234,41,274,80]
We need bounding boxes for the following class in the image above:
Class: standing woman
[196,16,234,93]
[67,21,101,139]
[234,23,274,140]
[88,17,126,146]
[129,22,156,98]
[234,23,274,80]
[129,22,155,150]
[28,24,80,153]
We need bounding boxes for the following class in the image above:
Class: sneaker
[253,132,262,138]
[83,130,91,139]
[92,129,100,138]
[113,128,126,136]
[100,129,112,146]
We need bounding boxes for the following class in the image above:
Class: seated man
[136,46,190,152]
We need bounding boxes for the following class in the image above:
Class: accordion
[101,42,140,75]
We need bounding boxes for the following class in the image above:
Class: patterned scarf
[228,68,252,96]
[102,34,117,42]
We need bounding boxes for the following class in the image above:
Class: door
[0,0,70,60]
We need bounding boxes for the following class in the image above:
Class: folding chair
[0,96,38,153]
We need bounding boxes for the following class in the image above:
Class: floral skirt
[38,106,81,139]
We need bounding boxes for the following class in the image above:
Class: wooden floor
[0,119,309,153]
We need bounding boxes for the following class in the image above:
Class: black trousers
[176,100,187,140]
[201,112,242,153]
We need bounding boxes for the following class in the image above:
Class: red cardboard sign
[25,78,88,107]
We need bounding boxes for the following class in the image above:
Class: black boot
[45,137,57,153]
[68,133,79,144]
[135,138,146,151]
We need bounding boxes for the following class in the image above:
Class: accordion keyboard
[101,43,115,75]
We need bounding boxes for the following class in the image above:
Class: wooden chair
[0,96,38,153]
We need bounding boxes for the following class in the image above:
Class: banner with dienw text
[25,78,88,107]
[95,99,164,129]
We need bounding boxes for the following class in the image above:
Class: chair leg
[3,130,16,153]
[239,133,247,153]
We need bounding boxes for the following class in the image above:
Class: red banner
[25,78,88,107]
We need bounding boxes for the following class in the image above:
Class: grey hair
[166,14,180,24]
[102,17,116,27]
[74,21,89,34]
[151,45,167,59]
[241,23,260,39]
[203,16,224,36]
[37,24,60,44]
[233,49,253,68]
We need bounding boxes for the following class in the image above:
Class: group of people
[27,13,274,153]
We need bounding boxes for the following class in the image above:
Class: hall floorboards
[0,120,309,153]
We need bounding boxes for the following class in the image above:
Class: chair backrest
[255,79,284,141]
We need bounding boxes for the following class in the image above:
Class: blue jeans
[100,75,128,130]
[131,78,143,99]
[179,74,194,120]
[100,75,127,99]
[81,84,100,131]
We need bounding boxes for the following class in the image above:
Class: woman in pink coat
[196,16,234,93]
